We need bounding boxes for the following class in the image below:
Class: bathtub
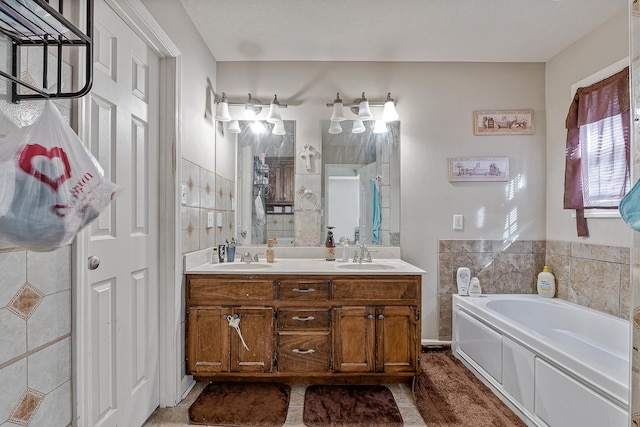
[452,294,630,427]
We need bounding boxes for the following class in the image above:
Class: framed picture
[473,110,534,135]
[448,157,509,182]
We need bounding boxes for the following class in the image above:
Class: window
[564,66,630,237]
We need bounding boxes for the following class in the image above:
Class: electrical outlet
[453,214,464,230]
[181,184,188,205]
[207,212,214,228]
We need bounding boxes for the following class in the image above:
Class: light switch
[453,214,464,230]
[207,212,214,228]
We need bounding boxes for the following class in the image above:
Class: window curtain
[564,67,630,237]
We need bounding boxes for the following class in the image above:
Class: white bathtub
[452,294,630,427]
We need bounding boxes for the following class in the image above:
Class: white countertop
[186,257,425,275]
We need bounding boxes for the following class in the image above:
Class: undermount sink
[215,263,272,270]
[337,263,397,270]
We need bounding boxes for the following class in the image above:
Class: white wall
[545,10,630,247]
[141,0,217,172]
[217,61,547,339]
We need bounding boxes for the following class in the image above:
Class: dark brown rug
[188,382,290,426]
[303,384,403,427]
[414,348,527,426]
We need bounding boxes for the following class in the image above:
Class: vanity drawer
[332,278,419,301]
[188,278,275,305]
[278,279,330,301]
[277,332,330,372]
[278,308,330,330]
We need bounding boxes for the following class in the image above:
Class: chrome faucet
[353,244,373,263]
[240,252,262,263]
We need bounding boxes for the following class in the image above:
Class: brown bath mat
[414,349,526,426]
[303,384,403,427]
[188,382,290,426]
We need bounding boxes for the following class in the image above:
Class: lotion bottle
[537,266,555,298]
[456,267,471,295]
[468,277,482,297]
[266,237,275,263]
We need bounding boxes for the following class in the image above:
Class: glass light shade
[352,119,366,134]
[382,100,399,122]
[328,120,343,134]
[357,99,373,121]
[251,121,266,134]
[227,120,241,133]
[373,120,388,133]
[215,100,231,122]
[272,120,286,135]
[266,102,282,123]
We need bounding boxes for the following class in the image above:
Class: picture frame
[473,110,534,135]
[448,157,509,182]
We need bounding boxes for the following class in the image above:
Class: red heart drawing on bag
[17,144,72,191]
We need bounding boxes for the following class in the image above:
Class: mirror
[321,120,400,246]
[236,120,296,245]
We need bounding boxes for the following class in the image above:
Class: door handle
[88,256,100,270]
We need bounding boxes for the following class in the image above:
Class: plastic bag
[0,101,120,251]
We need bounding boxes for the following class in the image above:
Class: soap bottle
[468,277,482,297]
[537,266,556,298]
[266,237,276,263]
[341,237,350,262]
[456,267,471,295]
[325,226,336,261]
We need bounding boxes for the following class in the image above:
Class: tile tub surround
[438,239,631,340]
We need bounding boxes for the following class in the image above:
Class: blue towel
[370,180,381,243]
[620,178,640,232]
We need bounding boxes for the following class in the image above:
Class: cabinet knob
[367,314,373,320]
[378,314,385,320]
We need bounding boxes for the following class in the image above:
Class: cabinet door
[375,306,419,373]
[282,161,294,204]
[187,307,230,373]
[332,307,375,372]
[230,307,274,373]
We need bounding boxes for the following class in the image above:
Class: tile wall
[0,241,72,427]
[180,158,235,254]
[438,239,631,340]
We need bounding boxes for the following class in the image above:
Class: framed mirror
[321,120,400,246]
[236,120,296,245]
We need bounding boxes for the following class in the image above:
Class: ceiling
[180,0,627,63]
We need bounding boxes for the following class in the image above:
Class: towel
[255,192,266,226]
[370,180,381,243]
[620,179,640,232]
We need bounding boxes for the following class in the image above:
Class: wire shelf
[0,0,93,103]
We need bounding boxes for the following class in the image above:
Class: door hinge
[329,356,333,370]
[273,355,278,368]
[411,305,420,321]
[328,309,332,322]
[274,309,278,320]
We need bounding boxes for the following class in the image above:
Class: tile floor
[143,381,427,426]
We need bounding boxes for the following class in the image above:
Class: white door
[81,0,160,425]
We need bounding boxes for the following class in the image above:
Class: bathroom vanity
[185,258,423,383]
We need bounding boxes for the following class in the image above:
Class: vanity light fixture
[266,94,283,123]
[328,120,343,134]
[272,120,286,135]
[357,92,373,121]
[352,119,366,134]
[215,92,232,122]
[326,91,399,124]
[227,120,241,133]
[381,92,399,122]
[373,119,388,134]
[330,93,346,121]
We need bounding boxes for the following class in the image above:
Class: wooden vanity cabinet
[185,274,421,382]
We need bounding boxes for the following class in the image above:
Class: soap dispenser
[325,226,336,261]
[456,267,471,295]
